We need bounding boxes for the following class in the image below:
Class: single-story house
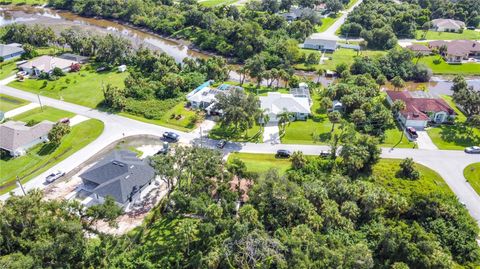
[58,53,89,63]
[79,150,155,208]
[431,19,465,32]
[187,81,243,114]
[0,43,24,61]
[0,120,54,157]
[428,40,480,63]
[260,92,311,122]
[303,34,338,51]
[386,90,456,129]
[406,44,432,55]
[18,55,78,76]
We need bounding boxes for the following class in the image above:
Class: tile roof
[406,44,431,52]
[0,120,54,152]
[80,150,155,204]
[431,19,465,30]
[429,40,480,57]
[386,91,455,121]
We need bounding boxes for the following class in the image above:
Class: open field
[0,119,104,194]
[8,66,128,108]
[417,56,480,75]
[12,106,74,122]
[464,163,480,196]
[415,30,480,40]
[0,94,28,112]
[427,95,480,150]
[0,60,19,80]
[227,152,292,175]
[296,48,387,71]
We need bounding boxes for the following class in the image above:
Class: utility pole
[16,176,26,195]
[37,93,43,111]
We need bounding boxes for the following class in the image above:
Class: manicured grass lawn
[119,102,201,132]
[199,0,238,6]
[315,15,339,33]
[464,163,480,196]
[227,152,292,175]
[296,48,387,71]
[8,66,128,108]
[417,56,480,75]
[209,123,262,142]
[12,106,74,123]
[371,159,454,198]
[0,94,28,112]
[0,60,19,80]
[415,30,480,40]
[281,116,337,144]
[381,127,415,149]
[427,95,480,150]
[0,119,104,194]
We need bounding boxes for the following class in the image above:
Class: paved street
[1,84,480,225]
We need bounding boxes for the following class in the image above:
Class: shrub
[70,63,81,72]
[52,67,65,77]
[26,119,39,126]
[399,158,420,180]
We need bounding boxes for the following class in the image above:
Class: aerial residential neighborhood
[0,0,479,268]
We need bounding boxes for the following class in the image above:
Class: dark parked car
[319,150,331,158]
[162,131,179,142]
[216,139,227,149]
[465,146,480,154]
[276,149,291,158]
[406,127,418,139]
[59,118,70,124]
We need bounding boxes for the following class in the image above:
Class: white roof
[18,55,77,73]
[260,92,311,114]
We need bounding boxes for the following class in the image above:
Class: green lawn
[8,66,128,108]
[381,126,415,149]
[427,95,480,150]
[0,119,104,194]
[12,106,74,123]
[415,30,480,40]
[199,0,238,6]
[417,56,480,75]
[119,102,201,132]
[0,0,46,5]
[464,163,480,196]
[296,48,387,71]
[0,60,19,80]
[372,159,454,198]
[209,123,262,142]
[315,15,339,33]
[227,152,292,175]
[0,94,28,112]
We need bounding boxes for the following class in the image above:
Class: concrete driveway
[416,130,438,150]
[263,122,280,144]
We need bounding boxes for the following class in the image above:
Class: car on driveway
[45,170,65,183]
[276,149,291,158]
[465,146,480,154]
[406,127,418,139]
[216,139,227,149]
[162,131,179,142]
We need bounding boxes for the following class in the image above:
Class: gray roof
[79,150,155,204]
[0,44,24,58]
[431,19,465,30]
[0,120,54,151]
[58,53,89,63]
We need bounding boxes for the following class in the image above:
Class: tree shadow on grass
[38,143,59,156]
[437,124,480,147]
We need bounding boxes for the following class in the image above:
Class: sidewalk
[4,103,39,118]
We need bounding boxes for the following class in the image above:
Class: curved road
[1,85,480,225]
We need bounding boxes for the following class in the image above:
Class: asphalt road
[1,85,480,225]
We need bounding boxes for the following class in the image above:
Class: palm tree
[415,52,424,65]
[328,111,342,133]
[277,109,292,133]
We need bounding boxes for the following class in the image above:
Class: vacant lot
[227,152,292,175]
[427,95,480,150]
[0,94,28,112]
[0,119,104,194]
[415,30,480,40]
[464,163,480,196]
[417,56,480,75]
[9,66,128,108]
[209,123,262,143]
[296,48,387,71]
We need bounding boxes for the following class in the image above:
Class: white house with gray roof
[431,19,465,32]
[303,34,338,51]
[260,92,311,122]
[18,55,78,76]
[79,150,155,208]
[0,120,54,157]
[0,43,24,61]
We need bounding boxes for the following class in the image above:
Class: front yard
[8,66,128,108]
[209,122,263,143]
[12,106,74,122]
[416,56,480,75]
[415,29,480,40]
[426,95,480,150]
[0,94,28,112]
[0,60,19,80]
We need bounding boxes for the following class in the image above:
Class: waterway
[0,5,479,93]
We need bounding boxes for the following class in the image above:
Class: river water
[0,5,479,93]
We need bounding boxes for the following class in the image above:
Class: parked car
[162,131,179,142]
[59,118,70,124]
[465,146,480,154]
[155,142,170,155]
[319,150,331,158]
[216,139,227,149]
[45,170,65,183]
[406,127,418,139]
[276,149,291,158]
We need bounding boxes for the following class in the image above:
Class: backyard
[0,94,28,112]
[464,163,480,196]
[427,95,480,150]
[8,65,128,108]
[417,56,480,75]
[0,114,104,194]
[415,29,480,40]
